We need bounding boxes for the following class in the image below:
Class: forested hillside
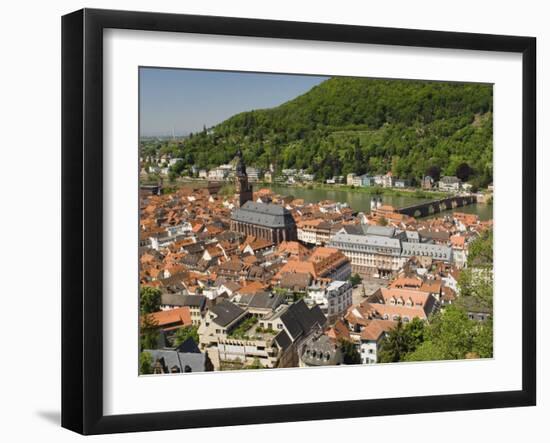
[142,77,493,187]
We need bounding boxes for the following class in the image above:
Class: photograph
[138,68,494,375]
[1,0,545,440]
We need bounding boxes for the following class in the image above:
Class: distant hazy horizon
[139,68,328,137]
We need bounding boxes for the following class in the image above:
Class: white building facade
[306,280,352,322]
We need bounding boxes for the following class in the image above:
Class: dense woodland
[141,76,493,187]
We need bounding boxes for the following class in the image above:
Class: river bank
[159,178,492,220]
[256,182,449,200]
[262,183,493,221]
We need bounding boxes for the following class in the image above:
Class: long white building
[329,225,452,278]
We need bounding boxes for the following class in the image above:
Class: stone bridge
[396,195,477,218]
[140,183,162,196]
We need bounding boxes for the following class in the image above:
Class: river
[262,184,493,221]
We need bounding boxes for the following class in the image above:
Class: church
[230,150,297,245]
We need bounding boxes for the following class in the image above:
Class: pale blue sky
[139,68,328,136]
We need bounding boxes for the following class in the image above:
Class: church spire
[235,148,246,176]
[234,148,252,207]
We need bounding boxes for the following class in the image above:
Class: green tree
[456,162,473,181]
[246,357,264,370]
[402,341,446,361]
[139,351,153,375]
[472,317,493,358]
[378,216,388,226]
[168,170,177,183]
[340,339,361,364]
[378,318,425,363]
[425,165,441,181]
[349,273,362,287]
[140,286,162,315]
[426,306,473,357]
[173,325,199,346]
[140,314,160,351]
[228,316,258,339]
[456,268,493,311]
[218,183,236,197]
[457,230,493,312]
[405,306,475,362]
[467,230,493,268]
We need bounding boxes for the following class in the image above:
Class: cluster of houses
[141,147,484,203]
[425,175,473,193]
[197,165,320,185]
[141,152,476,197]
[139,154,492,375]
[199,164,264,182]
[346,171,410,188]
[140,153,194,177]
[346,171,473,193]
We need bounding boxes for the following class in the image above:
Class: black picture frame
[62,8,536,435]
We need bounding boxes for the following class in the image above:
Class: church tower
[234,149,253,207]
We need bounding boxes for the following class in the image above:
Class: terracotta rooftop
[141,307,192,329]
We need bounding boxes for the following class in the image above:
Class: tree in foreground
[173,325,199,346]
[471,316,493,359]
[340,339,361,365]
[139,351,153,375]
[140,314,160,351]
[467,229,493,268]
[404,306,493,362]
[456,229,494,312]
[378,318,425,363]
[246,357,264,370]
[140,286,162,315]
[457,268,493,312]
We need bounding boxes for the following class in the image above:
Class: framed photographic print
[61,8,536,435]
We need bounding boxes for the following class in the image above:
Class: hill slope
[149,77,493,186]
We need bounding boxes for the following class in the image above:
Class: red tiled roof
[141,307,192,329]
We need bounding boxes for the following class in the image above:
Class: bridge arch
[395,195,477,218]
